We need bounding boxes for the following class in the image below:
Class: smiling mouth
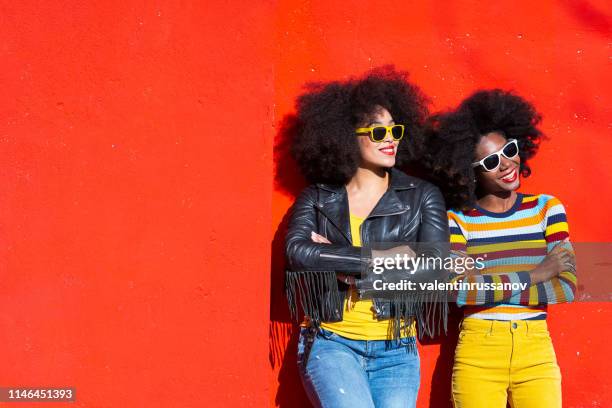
[500,168,518,183]
[379,146,395,156]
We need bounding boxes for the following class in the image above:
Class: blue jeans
[297,327,420,408]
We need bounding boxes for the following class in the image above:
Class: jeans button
[512,322,518,329]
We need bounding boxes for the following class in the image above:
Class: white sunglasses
[472,139,519,172]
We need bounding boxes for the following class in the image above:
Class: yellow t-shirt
[318,213,416,340]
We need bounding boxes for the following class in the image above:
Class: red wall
[270,1,611,407]
[1,1,610,407]
[1,1,274,406]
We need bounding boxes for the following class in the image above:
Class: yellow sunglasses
[355,124,405,143]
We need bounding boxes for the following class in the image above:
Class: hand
[530,238,575,284]
[311,231,331,244]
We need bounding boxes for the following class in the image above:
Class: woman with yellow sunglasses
[285,66,449,408]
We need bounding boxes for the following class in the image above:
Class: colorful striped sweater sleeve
[449,194,577,307]
[539,198,578,304]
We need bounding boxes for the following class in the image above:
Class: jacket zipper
[367,208,409,218]
[362,208,409,318]
[320,253,361,261]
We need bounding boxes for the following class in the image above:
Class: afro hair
[422,89,544,210]
[291,65,430,185]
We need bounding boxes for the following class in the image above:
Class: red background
[1,1,610,407]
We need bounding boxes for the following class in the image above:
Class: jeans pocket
[526,325,551,339]
[317,327,337,340]
[457,328,488,345]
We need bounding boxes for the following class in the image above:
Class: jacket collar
[315,168,418,244]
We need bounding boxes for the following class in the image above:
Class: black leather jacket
[285,167,450,322]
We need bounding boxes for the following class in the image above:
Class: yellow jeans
[452,318,561,408]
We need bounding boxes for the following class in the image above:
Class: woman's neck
[345,166,389,193]
[476,190,518,213]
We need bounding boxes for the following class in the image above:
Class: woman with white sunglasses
[424,89,577,408]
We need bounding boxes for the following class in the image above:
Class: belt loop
[525,320,530,337]
[488,320,494,336]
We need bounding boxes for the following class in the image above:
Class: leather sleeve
[285,186,372,273]
[416,183,450,245]
[409,183,451,280]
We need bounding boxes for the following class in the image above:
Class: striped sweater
[449,193,577,320]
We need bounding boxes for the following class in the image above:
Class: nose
[382,128,394,143]
[499,155,513,170]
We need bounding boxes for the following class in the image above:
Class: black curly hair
[423,89,544,210]
[290,65,430,185]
